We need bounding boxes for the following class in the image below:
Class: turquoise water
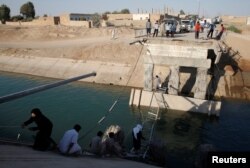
[0,71,250,167]
[0,71,139,149]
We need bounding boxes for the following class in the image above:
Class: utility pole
[198,0,200,18]
[0,72,97,104]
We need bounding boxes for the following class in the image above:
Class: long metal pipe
[0,72,96,104]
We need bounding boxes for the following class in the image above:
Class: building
[6,13,93,28]
[105,13,163,28]
[106,14,133,21]
[69,13,95,21]
[60,13,93,27]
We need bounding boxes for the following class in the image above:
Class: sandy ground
[218,18,250,71]
[223,32,250,71]
[0,25,142,64]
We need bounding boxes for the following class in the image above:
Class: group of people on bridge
[194,20,225,40]
[146,19,177,38]
[146,18,225,40]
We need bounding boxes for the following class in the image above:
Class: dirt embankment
[0,25,142,64]
[219,20,250,100]
[224,32,250,71]
[0,25,134,41]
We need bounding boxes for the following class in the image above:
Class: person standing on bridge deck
[21,108,54,151]
[207,22,216,39]
[153,20,159,37]
[160,21,166,37]
[195,21,201,39]
[170,22,176,37]
[58,124,82,156]
[146,19,152,37]
[131,124,145,154]
[216,24,225,40]
[165,22,171,37]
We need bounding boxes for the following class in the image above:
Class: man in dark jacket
[22,108,53,151]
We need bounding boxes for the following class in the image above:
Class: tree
[0,4,10,24]
[92,13,101,27]
[11,15,23,22]
[102,11,111,20]
[180,9,185,15]
[104,11,111,15]
[102,14,108,21]
[112,11,119,14]
[120,8,130,14]
[20,1,35,19]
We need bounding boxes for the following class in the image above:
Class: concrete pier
[168,66,180,95]
[144,63,154,91]
[129,89,221,116]
[194,68,208,99]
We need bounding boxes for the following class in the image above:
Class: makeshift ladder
[141,91,169,159]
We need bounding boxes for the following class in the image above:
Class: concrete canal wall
[0,55,137,86]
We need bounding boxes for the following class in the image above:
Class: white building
[247,17,250,25]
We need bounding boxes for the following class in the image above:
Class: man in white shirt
[146,19,151,37]
[153,20,159,37]
[165,22,171,37]
[58,124,82,155]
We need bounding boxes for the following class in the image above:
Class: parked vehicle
[213,16,222,24]
[162,18,180,33]
[180,20,194,32]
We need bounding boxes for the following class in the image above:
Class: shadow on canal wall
[207,45,250,100]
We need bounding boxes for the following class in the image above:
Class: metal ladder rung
[141,92,167,158]
[147,113,158,120]
[148,112,158,116]
[158,87,167,91]
[147,116,157,121]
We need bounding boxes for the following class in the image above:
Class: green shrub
[227,25,242,34]
[21,17,33,22]
[10,15,23,22]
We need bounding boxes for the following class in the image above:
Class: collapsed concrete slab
[129,89,221,116]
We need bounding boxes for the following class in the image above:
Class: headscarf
[133,124,143,140]
[31,108,42,117]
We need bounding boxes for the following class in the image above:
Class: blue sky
[1,0,249,17]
